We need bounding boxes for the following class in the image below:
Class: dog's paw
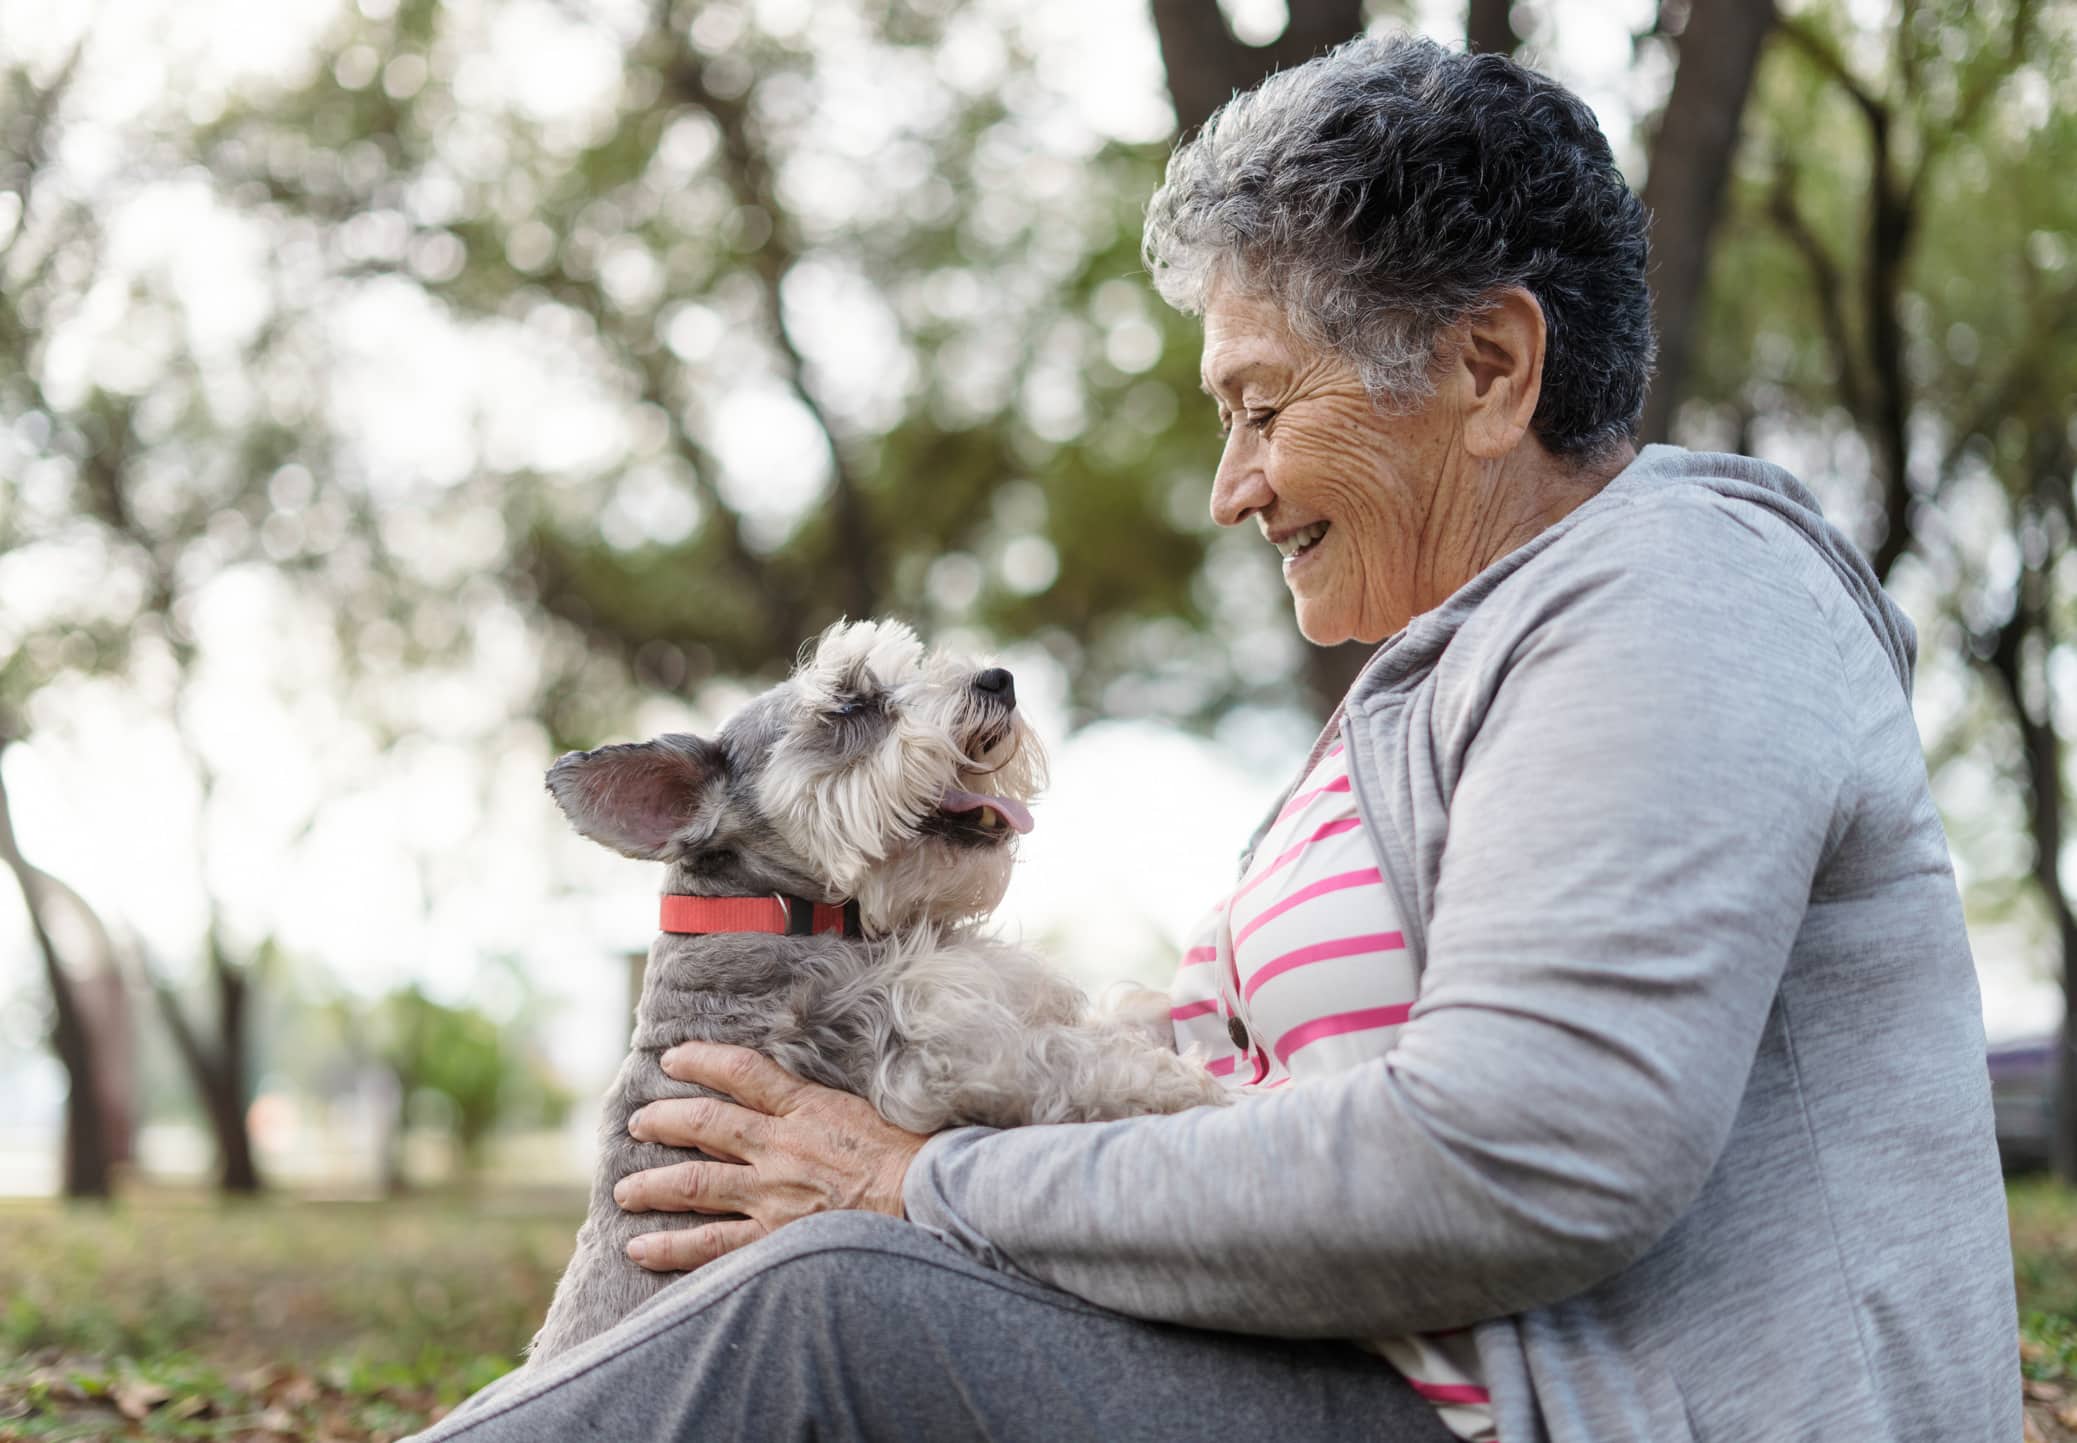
[1093,981,1179,1050]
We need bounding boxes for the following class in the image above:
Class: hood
[1346,443,1920,707]
[1613,444,1917,696]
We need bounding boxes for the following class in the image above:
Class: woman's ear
[1454,287,1546,461]
[546,734,724,860]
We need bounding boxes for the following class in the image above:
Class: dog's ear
[546,734,724,860]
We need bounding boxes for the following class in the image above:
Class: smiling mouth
[1276,521,1330,563]
[919,788,1034,848]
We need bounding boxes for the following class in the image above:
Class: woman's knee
[635,1211,944,1329]
[757,1208,920,1259]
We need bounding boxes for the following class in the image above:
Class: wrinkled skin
[1199,285,1631,645]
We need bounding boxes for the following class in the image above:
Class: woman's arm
[902,499,1860,1337]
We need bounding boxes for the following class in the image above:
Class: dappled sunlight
[0,0,2071,1432]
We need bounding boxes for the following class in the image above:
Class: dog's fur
[526,619,1229,1364]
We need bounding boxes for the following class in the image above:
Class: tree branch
[1775,14,1886,129]
[659,29,878,621]
[1939,286,2077,482]
[1764,155,1868,420]
[0,31,92,260]
[1907,0,2036,218]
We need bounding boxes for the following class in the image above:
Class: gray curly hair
[1142,33,1655,464]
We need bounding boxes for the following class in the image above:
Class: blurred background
[4,0,2076,1437]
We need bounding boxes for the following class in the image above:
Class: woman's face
[1199,288,1466,647]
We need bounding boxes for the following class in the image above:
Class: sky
[0,0,2061,1190]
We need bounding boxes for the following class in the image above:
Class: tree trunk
[0,742,113,1199]
[1637,0,1778,445]
[2019,441,2077,1184]
[1466,0,1520,55]
[1985,562,2077,1180]
[382,1076,410,1197]
[1149,0,1367,136]
[211,943,262,1194]
[1860,107,1916,583]
[144,928,266,1196]
[22,865,137,1166]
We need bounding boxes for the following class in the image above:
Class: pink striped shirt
[1169,743,1496,1442]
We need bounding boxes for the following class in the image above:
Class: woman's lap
[407,1211,1455,1442]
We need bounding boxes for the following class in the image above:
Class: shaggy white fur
[524,620,1229,1364]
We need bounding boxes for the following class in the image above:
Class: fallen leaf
[114,1379,171,1420]
[258,1404,299,1434]
[113,1378,170,1420]
[2027,1339,2053,1365]
[2028,1379,2067,1403]
[168,1394,212,1420]
[239,1365,282,1394]
[277,1373,321,1407]
[2024,1410,2048,1443]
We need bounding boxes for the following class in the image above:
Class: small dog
[526,619,1229,1364]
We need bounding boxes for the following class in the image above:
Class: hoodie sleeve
[901,494,1859,1336]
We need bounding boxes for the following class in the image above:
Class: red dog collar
[660,894,862,938]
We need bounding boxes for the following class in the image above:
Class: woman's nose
[1209,431,1273,528]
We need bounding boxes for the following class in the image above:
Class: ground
[2014,1180,2077,1440]
[3,1182,2073,1440]
[0,1187,581,1442]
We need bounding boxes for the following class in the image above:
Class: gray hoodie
[904,445,2019,1441]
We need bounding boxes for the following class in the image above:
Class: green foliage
[1692,0,2073,424]
[1683,0,2077,940]
[168,0,1276,737]
[362,985,570,1168]
[2010,1180,2077,1436]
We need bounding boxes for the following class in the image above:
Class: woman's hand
[613,1041,931,1272]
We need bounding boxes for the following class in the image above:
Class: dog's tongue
[937,788,1034,835]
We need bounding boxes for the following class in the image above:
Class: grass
[2012,1179,2077,1440]
[0,1188,582,1442]
[4,1181,2073,1440]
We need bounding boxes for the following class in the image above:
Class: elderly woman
[420,33,2018,1443]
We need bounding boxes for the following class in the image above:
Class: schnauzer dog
[526,618,1229,1364]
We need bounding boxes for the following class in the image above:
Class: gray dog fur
[525,620,1228,1365]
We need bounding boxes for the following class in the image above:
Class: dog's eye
[824,699,865,721]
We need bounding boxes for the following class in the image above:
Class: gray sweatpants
[409,1212,1458,1441]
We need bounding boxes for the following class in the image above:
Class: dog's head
[546,619,1047,932]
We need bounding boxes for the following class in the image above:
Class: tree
[0,13,457,1195]
[1636,0,1777,445]
[178,0,1339,740]
[351,983,569,1191]
[0,734,112,1198]
[1464,0,1520,55]
[1684,0,2076,1170]
[1,37,119,1201]
[5,0,1328,1205]
[1150,0,1367,137]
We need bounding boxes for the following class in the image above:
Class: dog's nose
[973,668,1016,707]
